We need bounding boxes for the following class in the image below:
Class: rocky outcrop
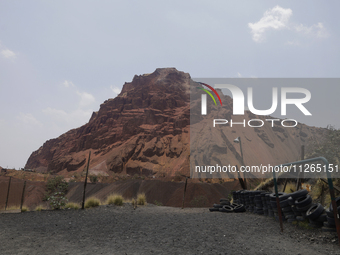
[25,68,191,176]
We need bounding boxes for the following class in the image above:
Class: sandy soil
[1,204,340,255]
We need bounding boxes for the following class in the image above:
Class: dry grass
[282,182,296,193]
[84,197,101,208]
[106,194,123,206]
[310,179,326,200]
[137,193,146,205]
[6,206,19,210]
[131,198,137,209]
[65,202,80,210]
[21,206,29,212]
[35,205,46,211]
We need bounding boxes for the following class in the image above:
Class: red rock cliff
[25,68,191,176]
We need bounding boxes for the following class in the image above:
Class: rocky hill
[25,68,191,177]
[25,68,326,179]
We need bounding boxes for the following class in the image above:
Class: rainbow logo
[196,82,222,115]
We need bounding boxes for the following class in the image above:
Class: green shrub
[89,175,98,183]
[154,200,163,206]
[47,192,68,210]
[44,176,69,208]
[137,193,146,205]
[46,176,68,194]
[106,194,123,206]
[298,219,313,230]
[85,197,101,208]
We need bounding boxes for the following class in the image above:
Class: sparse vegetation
[228,192,233,201]
[73,173,82,182]
[189,195,208,207]
[85,197,101,208]
[307,126,340,166]
[89,175,98,183]
[298,219,313,230]
[47,192,68,210]
[154,200,163,206]
[173,172,182,182]
[131,198,137,209]
[310,179,325,200]
[46,176,68,195]
[106,194,123,206]
[21,206,29,212]
[35,205,46,211]
[44,176,69,209]
[137,193,146,205]
[6,206,21,211]
[282,182,296,193]
[65,202,80,210]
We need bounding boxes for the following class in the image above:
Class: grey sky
[0,1,339,168]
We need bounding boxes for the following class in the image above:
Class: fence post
[236,165,246,190]
[82,151,91,209]
[320,184,325,206]
[5,176,12,210]
[182,177,188,209]
[273,171,283,232]
[282,178,288,192]
[20,181,27,211]
[295,145,305,190]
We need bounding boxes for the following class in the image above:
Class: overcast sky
[1,1,339,169]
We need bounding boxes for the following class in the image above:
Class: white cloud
[76,91,95,108]
[249,6,292,42]
[249,6,328,43]
[17,113,42,127]
[110,85,121,95]
[294,22,328,38]
[61,80,95,107]
[1,49,17,60]
[43,107,92,126]
[63,80,75,88]
[41,80,96,132]
[237,72,242,78]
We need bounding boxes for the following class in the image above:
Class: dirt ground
[1,204,340,255]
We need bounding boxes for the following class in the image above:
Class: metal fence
[0,177,26,211]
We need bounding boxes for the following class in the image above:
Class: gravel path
[1,204,340,255]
